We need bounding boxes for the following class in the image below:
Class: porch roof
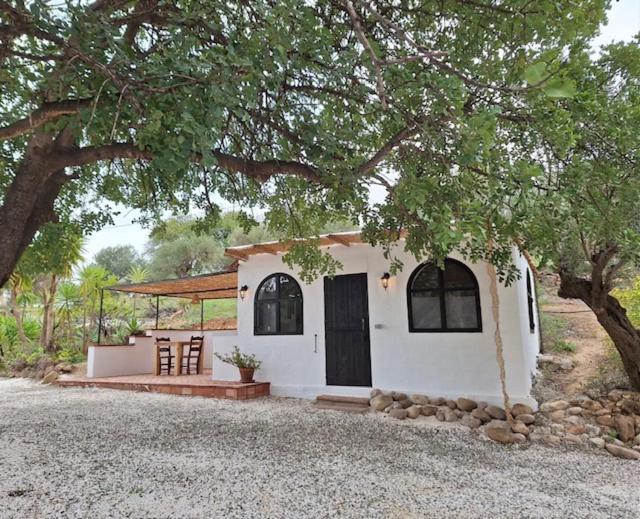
[107,263,238,300]
[224,230,364,261]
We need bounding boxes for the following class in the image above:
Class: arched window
[526,269,535,332]
[254,273,303,335]
[407,259,482,332]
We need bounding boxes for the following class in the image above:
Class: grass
[540,312,576,354]
[551,339,577,353]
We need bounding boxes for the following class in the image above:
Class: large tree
[0,0,603,287]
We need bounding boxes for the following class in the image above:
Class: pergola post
[155,295,160,330]
[97,289,104,344]
[200,299,204,332]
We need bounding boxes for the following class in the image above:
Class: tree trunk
[0,132,72,288]
[9,285,29,346]
[558,271,640,391]
[40,274,58,353]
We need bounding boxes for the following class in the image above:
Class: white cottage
[85,231,540,408]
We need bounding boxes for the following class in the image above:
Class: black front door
[324,273,372,386]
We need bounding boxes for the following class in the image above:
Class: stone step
[313,401,370,414]
[315,394,371,406]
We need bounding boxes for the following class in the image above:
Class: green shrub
[551,340,576,353]
[56,347,85,364]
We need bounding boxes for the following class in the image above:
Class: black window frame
[407,258,482,333]
[526,268,535,333]
[254,273,303,336]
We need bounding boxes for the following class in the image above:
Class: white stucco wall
[87,330,237,377]
[212,243,539,407]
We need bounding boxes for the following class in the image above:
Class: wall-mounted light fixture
[239,285,249,300]
[381,272,391,291]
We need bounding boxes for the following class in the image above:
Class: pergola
[97,264,238,342]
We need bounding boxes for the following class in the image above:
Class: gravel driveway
[1,379,639,519]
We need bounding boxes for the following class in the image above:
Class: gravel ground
[1,379,639,519]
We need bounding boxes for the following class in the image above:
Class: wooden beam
[326,234,352,247]
[252,243,280,255]
[225,248,249,261]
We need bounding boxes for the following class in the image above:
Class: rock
[564,433,583,444]
[511,421,530,436]
[485,405,506,420]
[589,437,606,449]
[370,388,383,398]
[486,425,519,444]
[389,408,408,420]
[41,371,59,384]
[456,398,478,412]
[634,434,640,445]
[461,415,482,429]
[565,415,582,425]
[615,415,636,443]
[370,394,394,411]
[608,389,624,402]
[548,410,566,423]
[585,424,600,437]
[435,409,446,422]
[511,403,533,416]
[529,432,544,442]
[594,408,611,416]
[407,405,422,419]
[421,405,438,417]
[550,424,564,435]
[54,362,73,373]
[444,409,458,422]
[398,399,413,409]
[391,391,408,401]
[580,399,603,412]
[410,394,430,406]
[430,397,445,406]
[566,424,586,435]
[512,433,527,443]
[543,434,562,446]
[485,419,510,430]
[540,400,570,413]
[471,408,491,423]
[596,415,615,427]
[453,409,464,418]
[477,401,488,410]
[605,443,640,460]
[620,399,640,416]
[538,354,573,370]
[445,399,457,410]
[567,406,583,416]
[516,414,535,425]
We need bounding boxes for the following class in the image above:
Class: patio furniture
[181,336,204,375]
[155,337,174,375]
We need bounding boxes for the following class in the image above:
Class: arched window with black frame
[407,259,482,332]
[254,273,303,335]
[526,268,535,332]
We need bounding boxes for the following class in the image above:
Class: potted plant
[214,346,262,383]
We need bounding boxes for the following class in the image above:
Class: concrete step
[313,401,370,414]
[315,394,371,406]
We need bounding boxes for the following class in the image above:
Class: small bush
[56,347,85,364]
[551,340,576,353]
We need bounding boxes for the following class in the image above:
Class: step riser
[315,394,370,406]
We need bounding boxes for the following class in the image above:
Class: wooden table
[155,340,191,376]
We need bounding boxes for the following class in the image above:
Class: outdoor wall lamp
[239,285,249,300]
[381,272,391,291]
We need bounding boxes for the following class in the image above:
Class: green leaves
[543,78,577,98]
[524,62,548,85]
[524,61,576,98]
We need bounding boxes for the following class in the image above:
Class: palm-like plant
[78,265,116,345]
[126,265,151,319]
[56,282,80,348]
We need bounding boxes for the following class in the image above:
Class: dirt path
[540,292,608,395]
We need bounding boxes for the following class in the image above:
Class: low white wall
[212,243,538,408]
[87,337,156,378]
[87,330,238,378]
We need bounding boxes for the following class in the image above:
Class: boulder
[548,410,566,423]
[471,408,492,423]
[620,399,640,416]
[486,426,518,444]
[608,389,624,402]
[511,403,533,416]
[564,433,583,445]
[589,437,606,449]
[461,415,482,429]
[485,419,510,430]
[538,354,574,370]
[543,434,562,446]
[456,398,478,412]
[411,394,430,406]
[445,399,458,410]
[389,408,408,420]
[566,424,586,435]
[516,414,535,425]
[421,405,438,417]
[477,401,489,410]
[435,409,446,422]
[407,405,422,419]
[41,371,59,384]
[391,391,408,401]
[485,405,507,420]
[512,433,527,444]
[511,421,530,436]
[564,415,582,425]
[614,415,636,443]
[567,407,583,416]
[605,443,640,460]
[540,400,570,413]
[430,397,445,406]
[596,415,615,427]
[370,388,383,398]
[580,399,603,412]
[370,394,393,411]
[398,399,413,409]
[594,408,611,416]
[54,362,73,374]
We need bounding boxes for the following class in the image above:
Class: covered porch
[69,265,270,400]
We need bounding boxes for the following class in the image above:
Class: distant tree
[126,265,151,318]
[94,245,142,280]
[147,217,227,279]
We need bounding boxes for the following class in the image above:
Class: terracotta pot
[239,367,255,383]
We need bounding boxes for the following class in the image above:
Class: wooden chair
[156,337,174,375]
[181,336,204,375]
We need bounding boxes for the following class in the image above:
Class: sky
[82,0,640,262]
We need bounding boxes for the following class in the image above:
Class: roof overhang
[107,264,238,300]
